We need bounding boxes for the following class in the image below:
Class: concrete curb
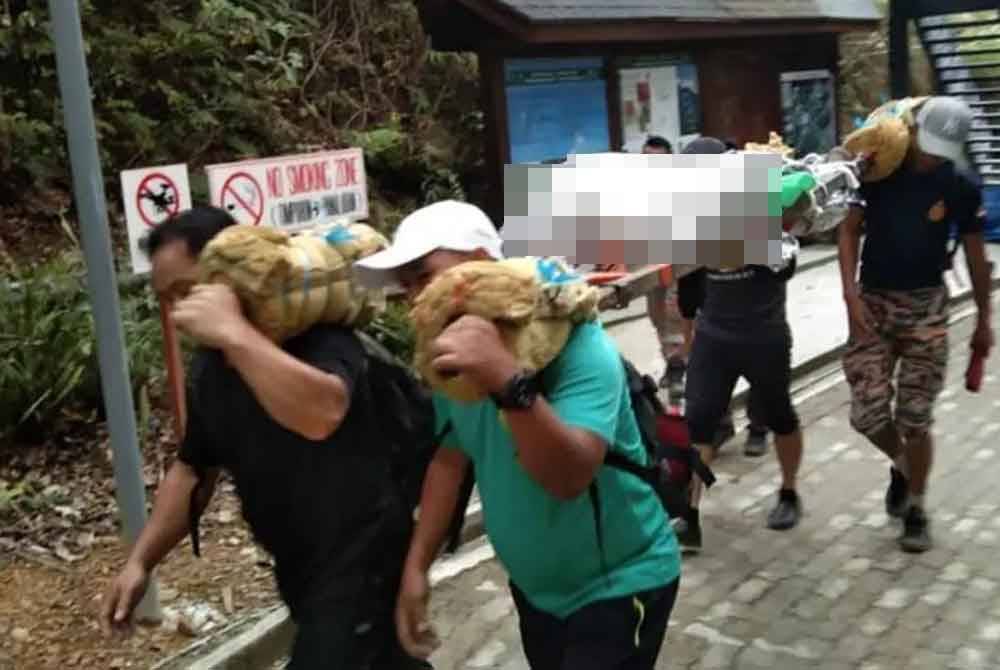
[161,266,997,670]
[152,605,292,670]
[600,251,838,330]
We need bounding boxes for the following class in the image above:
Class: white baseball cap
[916,96,973,165]
[353,200,504,288]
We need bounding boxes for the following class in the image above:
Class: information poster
[504,58,611,164]
[780,69,836,157]
[619,55,701,153]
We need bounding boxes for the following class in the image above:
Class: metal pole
[888,0,911,99]
[48,0,161,621]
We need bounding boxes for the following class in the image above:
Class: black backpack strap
[187,464,210,558]
[587,481,613,588]
[188,478,203,558]
[657,443,717,488]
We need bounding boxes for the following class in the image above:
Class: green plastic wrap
[781,171,816,209]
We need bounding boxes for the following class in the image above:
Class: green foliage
[1,0,316,200]
[0,0,480,443]
[1,0,483,231]
[362,300,416,365]
[0,251,164,444]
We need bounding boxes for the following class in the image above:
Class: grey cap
[682,136,728,155]
[915,96,973,164]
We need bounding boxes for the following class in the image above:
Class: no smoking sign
[220,172,264,226]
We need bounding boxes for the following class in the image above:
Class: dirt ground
[0,414,282,670]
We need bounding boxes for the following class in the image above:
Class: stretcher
[585,264,674,311]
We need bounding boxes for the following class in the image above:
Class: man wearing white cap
[839,96,994,553]
[355,200,681,669]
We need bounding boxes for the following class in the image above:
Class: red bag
[654,406,694,489]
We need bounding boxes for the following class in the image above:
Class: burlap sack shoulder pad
[843,97,929,183]
[409,256,599,404]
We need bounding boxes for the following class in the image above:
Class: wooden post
[159,298,187,438]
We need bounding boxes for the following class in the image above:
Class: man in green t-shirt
[355,200,681,669]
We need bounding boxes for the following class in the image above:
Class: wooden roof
[421,0,882,50]
[493,1,881,23]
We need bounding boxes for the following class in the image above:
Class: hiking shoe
[900,506,932,553]
[674,509,702,553]
[744,429,768,457]
[885,467,909,519]
[767,489,802,531]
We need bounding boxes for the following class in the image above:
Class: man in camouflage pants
[839,97,994,552]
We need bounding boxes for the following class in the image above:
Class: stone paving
[424,297,1000,670]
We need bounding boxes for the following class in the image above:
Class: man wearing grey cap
[839,96,994,553]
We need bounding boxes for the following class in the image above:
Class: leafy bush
[1,0,483,238]
[363,299,416,365]
[0,251,164,444]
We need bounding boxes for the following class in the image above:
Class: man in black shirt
[678,137,805,552]
[839,96,994,553]
[99,207,429,669]
[678,267,771,456]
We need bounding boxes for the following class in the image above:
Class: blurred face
[150,239,199,305]
[642,144,670,155]
[396,248,489,302]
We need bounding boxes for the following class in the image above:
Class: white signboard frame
[120,163,192,275]
[620,65,681,154]
[204,148,368,232]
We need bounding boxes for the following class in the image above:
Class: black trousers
[686,327,799,446]
[286,504,432,670]
[286,566,433,670]
[510,579,680,670]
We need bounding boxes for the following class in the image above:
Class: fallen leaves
[1,406,279,670]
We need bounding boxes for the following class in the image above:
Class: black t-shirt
[178,324,406,615]
[696,264,792,340]
[859,162,984,291]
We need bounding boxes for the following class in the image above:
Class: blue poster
[505,58,611,164]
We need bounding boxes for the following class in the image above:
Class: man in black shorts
[677,137,805,551]
[677,267,771,456]
[99,207,430,670]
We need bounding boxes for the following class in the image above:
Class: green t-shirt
[433,321,681,618]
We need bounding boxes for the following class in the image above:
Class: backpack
[186,332,470,558]
[356,331,473,554]
[599,356,716,524]
[529,354,715,571]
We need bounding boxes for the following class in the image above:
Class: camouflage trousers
[842,286,949,438]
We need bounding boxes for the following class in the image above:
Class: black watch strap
[491,370,539,409]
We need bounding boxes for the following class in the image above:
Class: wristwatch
[491,370,540,410]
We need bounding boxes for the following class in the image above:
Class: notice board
[504,57,611,164]
[618,55,701,154]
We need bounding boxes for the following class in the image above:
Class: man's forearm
[964,234,994,323]
[127,462,215,571]
[221,325,349,441]
[502,400,604,500]
[405,450,467,573]
[838,223,862,297]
